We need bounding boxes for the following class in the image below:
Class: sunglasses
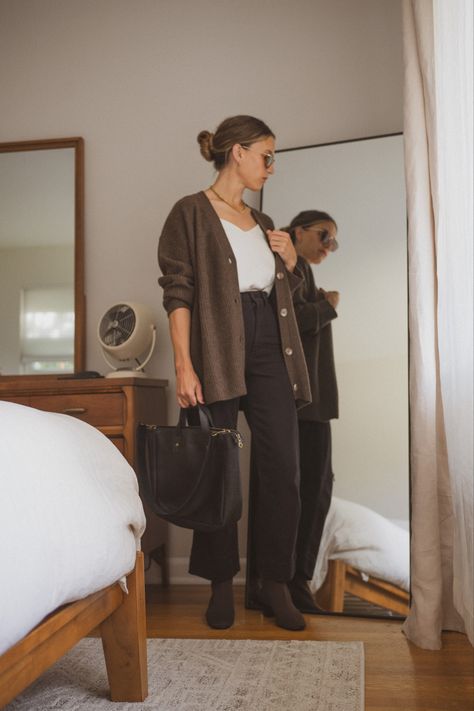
[240,145,275,169]
[303,226,339,252]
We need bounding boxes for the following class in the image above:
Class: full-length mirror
[247,134,409,618]
[0,138,84,376]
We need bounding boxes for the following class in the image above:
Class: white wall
[0,0,403,579]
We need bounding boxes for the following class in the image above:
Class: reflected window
[20,287,74,374]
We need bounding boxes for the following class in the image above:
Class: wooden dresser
[0,375,169,584]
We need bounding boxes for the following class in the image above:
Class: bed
[0,401,148,707]
[311,497,410,616]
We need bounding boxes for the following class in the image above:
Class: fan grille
[100,304,136,347]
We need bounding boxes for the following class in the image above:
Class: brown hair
[197,115,275,171]
[282,210,338,244]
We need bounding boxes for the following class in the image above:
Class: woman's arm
[158,200,202,406]
[293,259,338,334]
[158,201,195,314]
[293,294,338,335]
[169,307,204,408]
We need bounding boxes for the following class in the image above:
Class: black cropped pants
[295,420,334,580]
[189,290,301,583]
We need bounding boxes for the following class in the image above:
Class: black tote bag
[137,406,243,532]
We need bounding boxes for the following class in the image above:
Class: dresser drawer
[29,393,124,427]
[109,436,125,455]
[0,396,30,407]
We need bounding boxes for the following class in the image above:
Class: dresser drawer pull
[63,407,87,416]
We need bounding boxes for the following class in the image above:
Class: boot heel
[261,580,306,631]
[252,592,274,618]
[260,603,274,618]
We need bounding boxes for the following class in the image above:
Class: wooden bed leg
[328,560,346,612]
[315,560,347,612]
[100,551,148,701]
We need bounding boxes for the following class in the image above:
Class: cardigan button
[280,308,288,317]
[285,347,293,356]
[228,257,232,264]
[276,271,284,280]
[293,383,298,391]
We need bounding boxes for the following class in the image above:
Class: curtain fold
[402,0,473,649]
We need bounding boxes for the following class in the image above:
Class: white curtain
[402,0,473,649]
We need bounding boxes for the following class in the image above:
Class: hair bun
[197,130,215,162]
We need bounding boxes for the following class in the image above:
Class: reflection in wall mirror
[0,138,84,376]
[246,134,409,618]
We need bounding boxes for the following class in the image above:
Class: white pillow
[310,497,410,592]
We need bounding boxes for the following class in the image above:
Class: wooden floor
[146,585,474,711]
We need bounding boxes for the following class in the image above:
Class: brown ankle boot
[206,579,234,629]
[260,580,306,631]
[288,574,325,615]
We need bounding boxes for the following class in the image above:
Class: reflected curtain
[402,0,473,649]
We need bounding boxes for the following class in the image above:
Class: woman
[286,210,340,613]
[158,115,311,631]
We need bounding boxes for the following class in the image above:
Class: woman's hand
[320,288,340,309]
[176,363,204,408]
[168,308,204,408]
[267,230,297,272]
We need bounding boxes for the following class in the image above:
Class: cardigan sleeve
[157,200,195,315]
[286,262,304,294]
[294,294,337,334]
[293,259,337,334]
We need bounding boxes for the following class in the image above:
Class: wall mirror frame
[0,137,85,377]
[246,132,410,620]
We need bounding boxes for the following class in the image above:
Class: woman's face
[294,220,338,264]
[236,136,276,191]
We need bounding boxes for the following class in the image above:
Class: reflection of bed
[0,402,148,706]
[316,559,410,615]
[310,497,410,615]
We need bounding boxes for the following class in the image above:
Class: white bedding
[0,402,146,655]
[310,497,410,594]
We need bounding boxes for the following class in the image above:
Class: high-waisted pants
[188,290,301,583]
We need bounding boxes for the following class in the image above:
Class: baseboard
[145,556,247,586]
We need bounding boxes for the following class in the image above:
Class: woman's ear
[293,226,304,244]
[231,143,242,165]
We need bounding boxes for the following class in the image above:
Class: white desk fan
[97,302,156,378]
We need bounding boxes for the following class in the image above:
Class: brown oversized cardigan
[293,255,339,422]
[158,191,311,408]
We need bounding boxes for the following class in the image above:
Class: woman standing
[158,115,311,630]
[286,211,340,613]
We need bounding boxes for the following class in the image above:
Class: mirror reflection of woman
[285,211,340,613]
[158,116,312,631]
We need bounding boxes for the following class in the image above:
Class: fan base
[105,369,148,379]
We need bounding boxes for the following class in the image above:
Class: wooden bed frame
[0,551,147,708]
[315,559,410,616]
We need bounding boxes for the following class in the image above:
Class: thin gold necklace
[209,185,247,213]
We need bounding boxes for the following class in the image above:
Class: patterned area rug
[7,638,364,711]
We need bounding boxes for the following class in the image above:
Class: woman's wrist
[175,359,194,374]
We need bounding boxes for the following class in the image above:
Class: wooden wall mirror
[0,138,85,376]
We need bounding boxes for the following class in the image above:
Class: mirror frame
[0,137,85,375]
